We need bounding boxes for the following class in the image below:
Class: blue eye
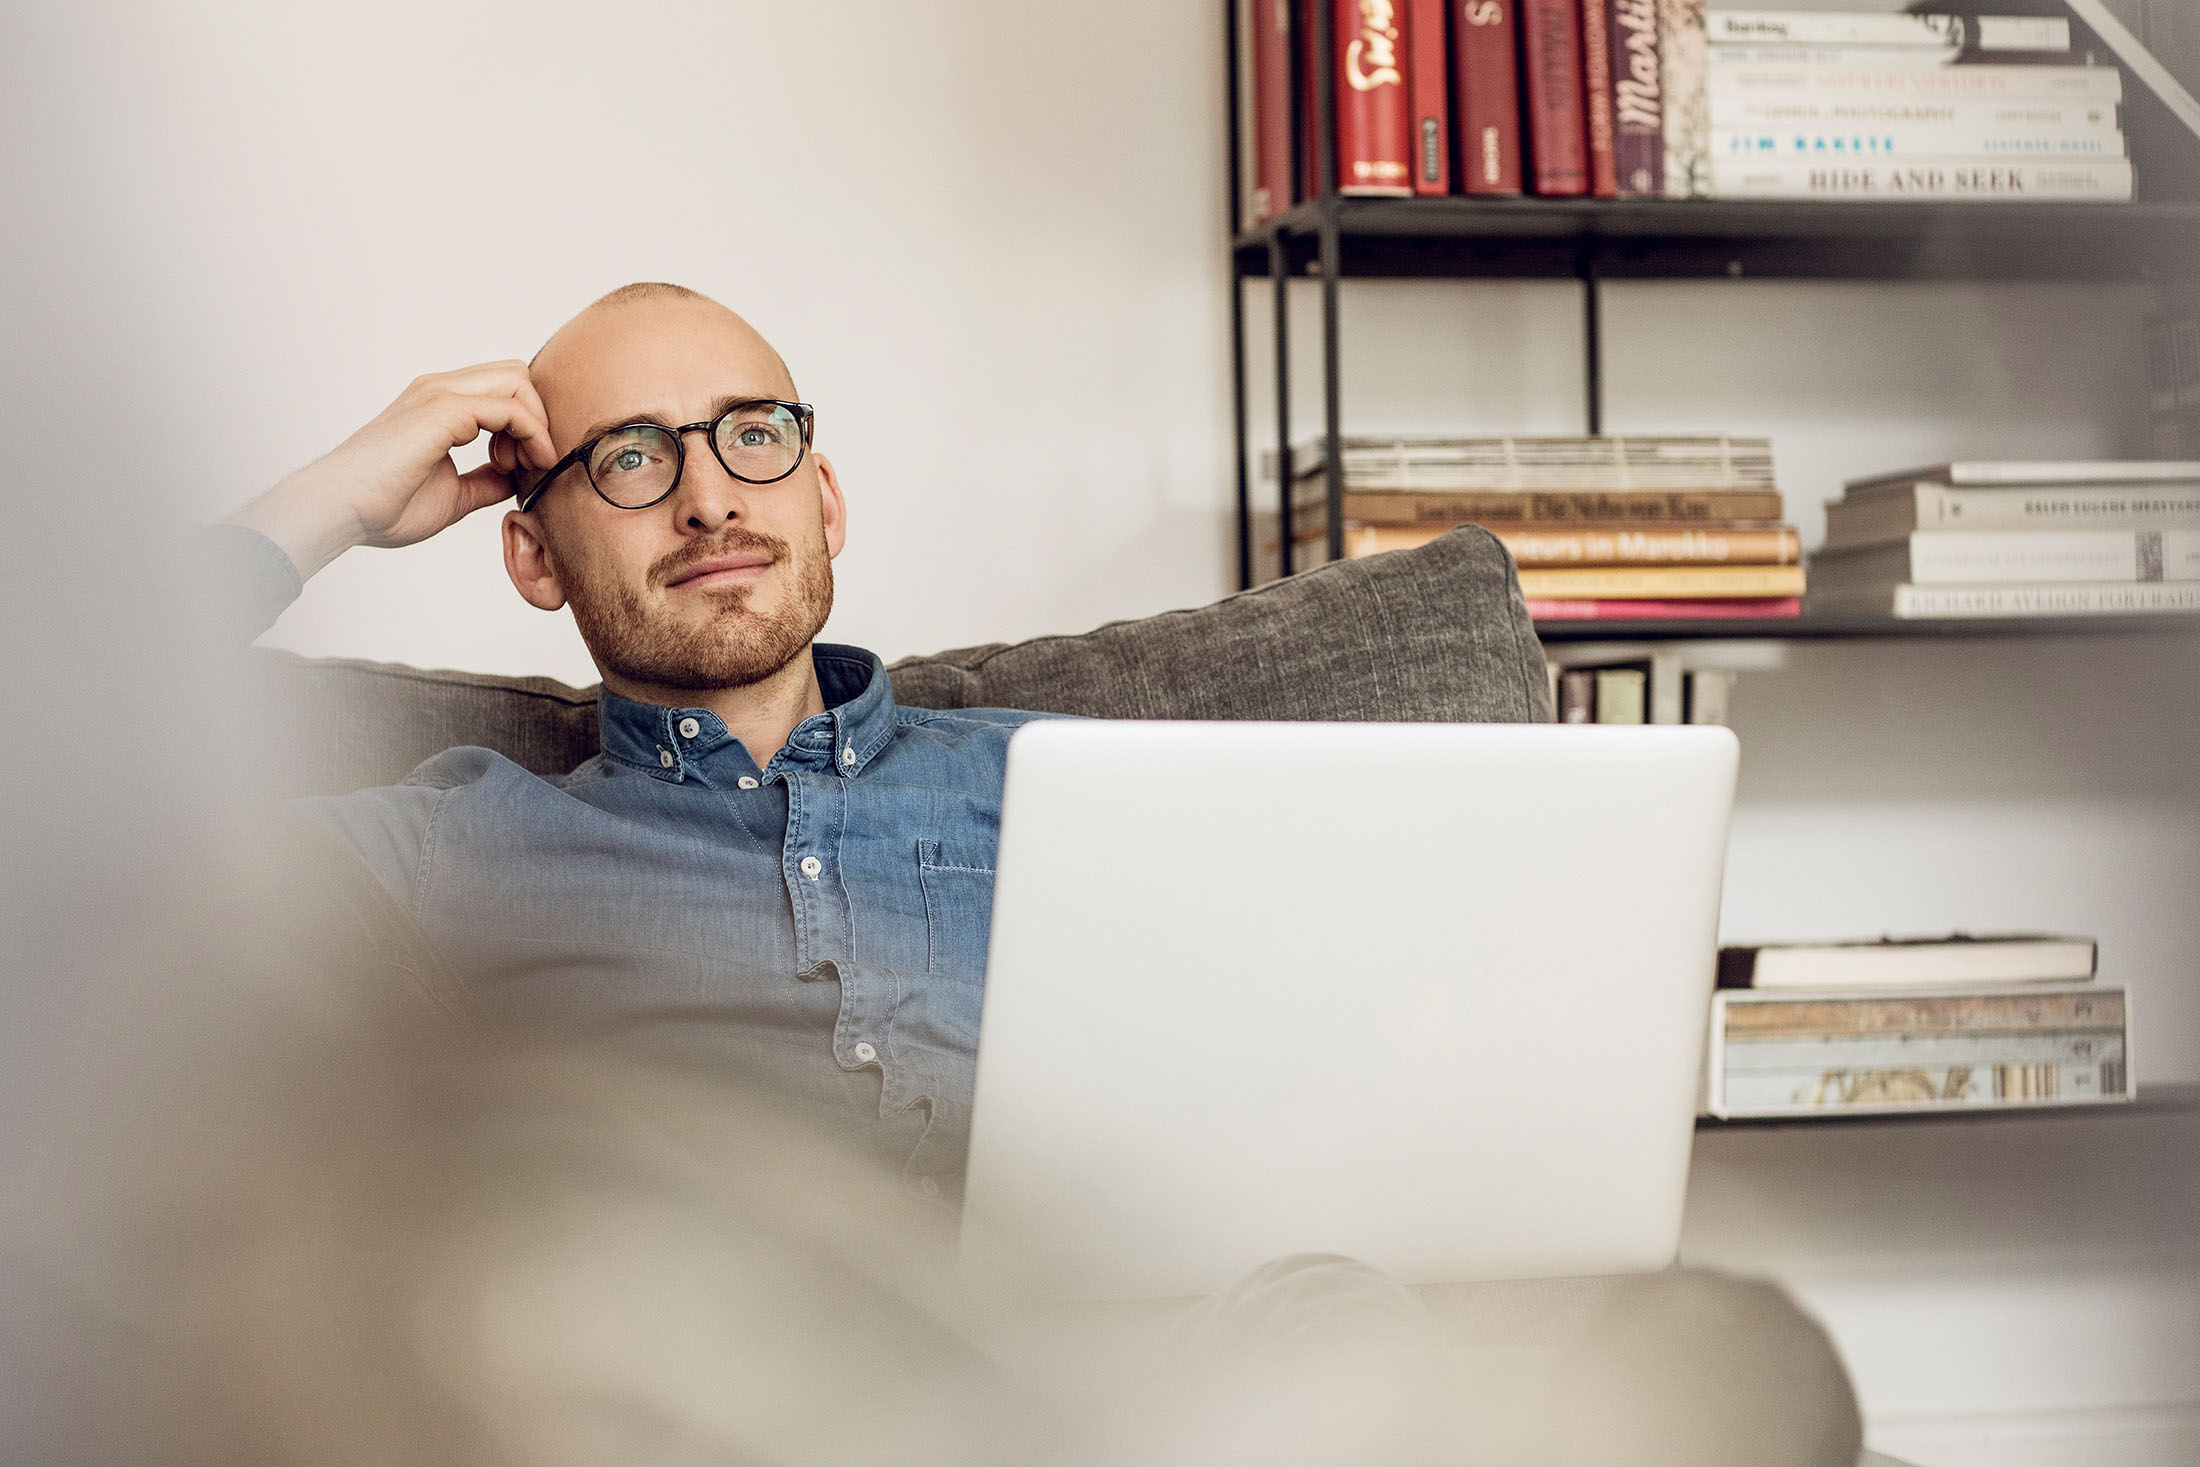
[610,448,647,473]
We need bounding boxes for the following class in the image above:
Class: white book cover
[1809,580,2200,618]
[1708,96,2122,130]
[1708,63,2124,102]
[1848,459,2200,490]
[1814,529,2200,587]
[1706,11,2067,51]
[1822,484,2200,549]
[1714,124,2124,158]
[1710,155,2133,200]
[1729,934,2097,988]
[1710,44,1959,68]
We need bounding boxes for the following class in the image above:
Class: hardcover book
[1609,0,1665,194]
[1712,125,2126,158]
[1708,156,2133,200]
[1527,596,1802,618]
[1307,0,1416,196]
[1847,459,2200,490]
[1807,580,2200,618]
[1708,96,2121,130]
[1809,529,2200,591]
[1659,0,1711,195]
[1250,0,1296,220]
[1343,521,1798,562]
[1580,0,1621,195]
[1522,0,1591,192]
[1704,12,2070,52]
[1823,483,2200,548]
[1454,0,1524,192]
[1707,62,2125,101]
[1325,489,1788,523]
[1408,0,1453,193]
[1718,934,2099,989]
[1516,564,1807,597]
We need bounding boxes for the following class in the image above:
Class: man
[221,282,1049,1202]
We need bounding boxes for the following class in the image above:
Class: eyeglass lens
[584,403,806,507]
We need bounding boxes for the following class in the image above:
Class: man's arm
[225,360,558,585]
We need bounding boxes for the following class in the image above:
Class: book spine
[1521,0,1590,193]
[1722,986,2125,1039]
[1338,489,1787,522]
[1683,668,1734,725]
[1579,0,1620,195]
[1527,596,1801,619]
[1708,63,2124,102]
[1454,0,1524,193]
[1516,565,1807,596]
[1848,483,2200,534]
[1557,668,1596,722]
[1713,125,2127,159]
[1497,524,1801,565]
[1897,529,2200,584]
[1658,0,1709,196]
[1609,0,1664,196]
[1709,156,2134,201]
[1332,0,1417,195]
[1708,96,2123,130]
[1251,0,1296,220]
[1407,0,1453,192]
[1711,44,1960,69]
[1647,649,1684,724]
[1878,581,2200,618]
[1716,1054,2127,1116]
[1593,666,1647,723]
[1706,11,2068,51]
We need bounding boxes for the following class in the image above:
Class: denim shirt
[290,637,1052,1204]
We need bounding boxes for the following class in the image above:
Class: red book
[1518,0,1588,195]
[1526,598,1803,621]
[1577,0,1619,197]
[1406,0,1452,195]
[1451,0,1521,195]
[1304,0,1415,196]
[1250,0,1295,221]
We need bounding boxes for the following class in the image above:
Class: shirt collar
[596,642,900,787]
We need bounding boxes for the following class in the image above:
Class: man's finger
[409,360,534,400]
[455,461,520,514]
[440,393,555,469]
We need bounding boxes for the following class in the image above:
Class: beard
[565,523,835,693]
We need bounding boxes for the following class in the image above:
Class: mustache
[651,527,789,587]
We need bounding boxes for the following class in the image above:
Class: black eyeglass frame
[516,400,816,513]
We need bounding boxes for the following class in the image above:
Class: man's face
[505,296,846,694]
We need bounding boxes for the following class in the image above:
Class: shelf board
[1532,612,2200,642]
[1233,197,2200,281]
[1698,1082,2200,1129]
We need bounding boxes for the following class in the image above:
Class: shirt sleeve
[199,522,304,643]
[290,783,444,911]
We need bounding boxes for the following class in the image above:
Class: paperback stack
[1548,650,1736,724]
[1806,459,2200,620]
[1685,8,2134,201]
[1706,933,2132,1119]
[1271,434,1806,620]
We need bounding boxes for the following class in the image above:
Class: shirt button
[737,776,759,790]
[853,1041,877,1063]
[657,748,675,768]
[677,716,701,740]
[799,855,822,879]
[840,746,856,767]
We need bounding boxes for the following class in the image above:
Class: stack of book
[1269,434,1807,620]
[1696,8,2133,201]
[1806,459,2200,620]
[1706,933,2132,1119]
[1242,2,2133,211]
[1548,650,1735,724]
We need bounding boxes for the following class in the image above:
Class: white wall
[32,1,2200,1462]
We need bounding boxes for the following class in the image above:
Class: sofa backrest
[250,526,1550,797]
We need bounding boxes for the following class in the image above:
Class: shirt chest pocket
[917,839,997,977]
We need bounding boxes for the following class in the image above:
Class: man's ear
[502,510,567,612]
[815,453,848,559]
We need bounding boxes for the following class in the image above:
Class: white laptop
[960,720,1739,1302]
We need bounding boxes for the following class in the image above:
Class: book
[1712,125,2126,158]
[1580,0,1621,196]
[1707,63,2124,102]
[1594,665,1647,722]
[1522,0,1591,193]
[1810,530,2200,592]
[1706,984,2131,1118]
[1708,96,2123,130]
[1848,459,2200,490]
[1283,433,1778,490]
[1250,0,1296,221]
[1350,522,1800,563]
[1558,667,1596,722]
[1313,489,1788,524]
[1703,12,2071,52]
[1825,484,2200,547]
[1454,0,1524,193]
[1318,0,1416,195]
[1684,667,1734,724]
[1527,596,1802,618]
[1711,45,1963,69]
[1518,564,1807,597]
[1718,934,2099,990]
[1408,0,1453,193]
[1709,156,2134,200]
[1609,0,1664,195]
[1660,0,1711,195]
[1806,580,2200,619]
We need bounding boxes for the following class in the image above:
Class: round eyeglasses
[517,400,815,513]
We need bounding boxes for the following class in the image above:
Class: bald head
[530,284,799,437]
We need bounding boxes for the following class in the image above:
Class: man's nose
[669,429,752,532]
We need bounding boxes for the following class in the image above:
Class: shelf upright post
[1578,246,1604,437]
[1272,232,1294,581]
[1315,0,1346,566]
[1226,0,1253,591]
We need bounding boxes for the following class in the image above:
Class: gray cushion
[251,526,1549,797]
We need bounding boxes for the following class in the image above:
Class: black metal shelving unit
[1224,0,2200,637]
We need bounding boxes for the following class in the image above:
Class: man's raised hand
[227,362,558,580]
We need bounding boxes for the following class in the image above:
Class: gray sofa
[250,527,1551,795]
